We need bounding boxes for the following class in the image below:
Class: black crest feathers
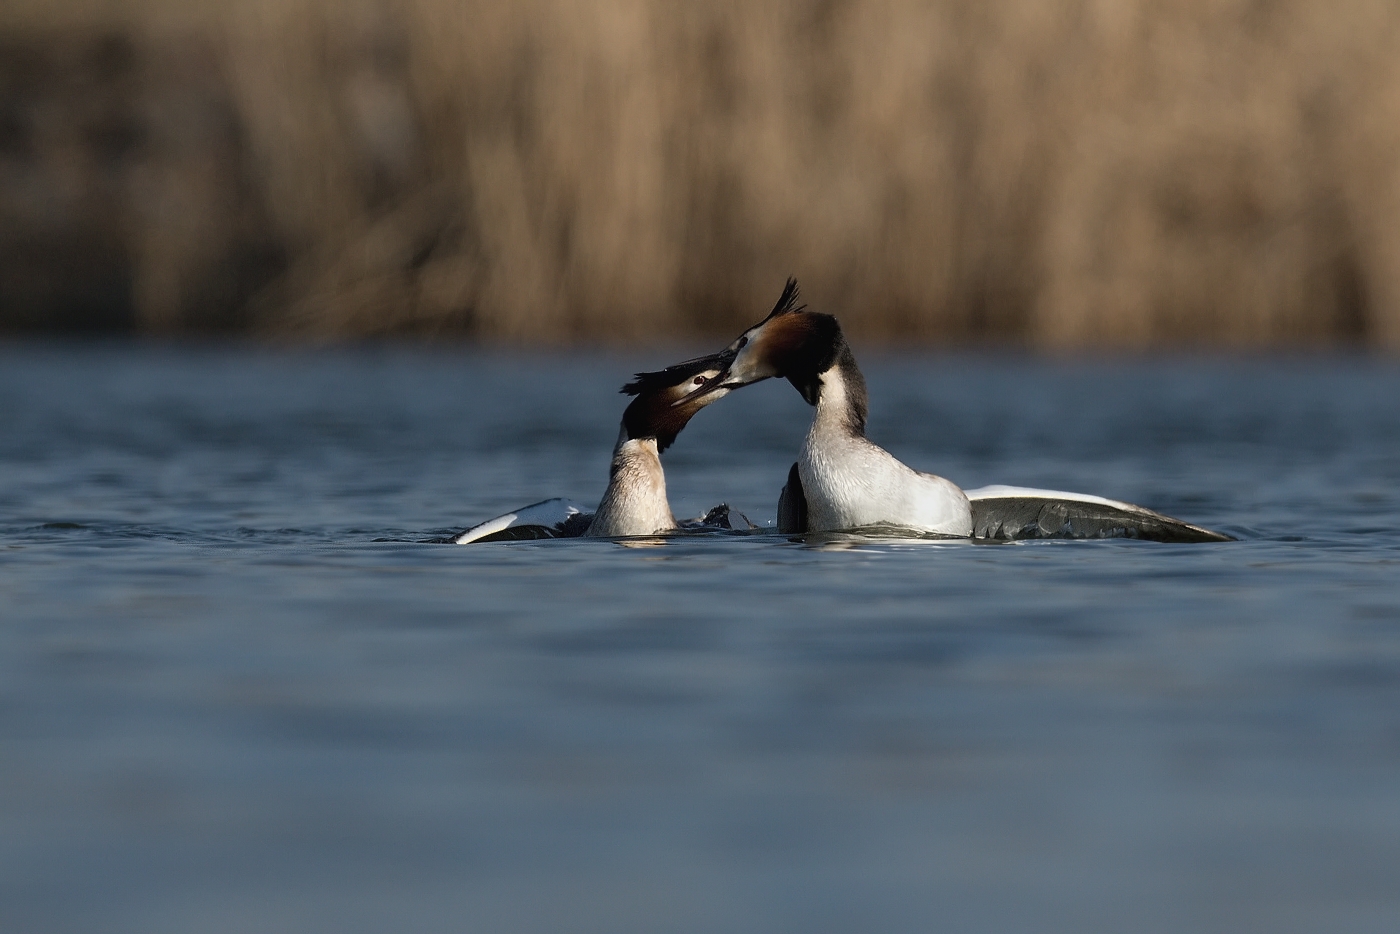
[620,350,734,397]
[766,277,806,320]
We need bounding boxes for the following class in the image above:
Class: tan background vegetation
[3,0,1400,347]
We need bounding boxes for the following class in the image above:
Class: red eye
[693,375,707,386]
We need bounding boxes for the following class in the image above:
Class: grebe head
[618,349,735,453]
[694,278,847,405]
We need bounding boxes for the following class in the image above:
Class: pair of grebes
[456,280,1230,544]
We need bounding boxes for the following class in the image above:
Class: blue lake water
[2,342,1399,933]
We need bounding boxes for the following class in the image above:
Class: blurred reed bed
[2,0,1400,346]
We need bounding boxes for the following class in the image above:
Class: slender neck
[809,350,868,439]
[585,429,675,537]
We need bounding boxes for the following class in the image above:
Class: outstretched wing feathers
[965,485,1232,543]
[452,498,593,544]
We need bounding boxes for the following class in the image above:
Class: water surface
[2,344,1399,933]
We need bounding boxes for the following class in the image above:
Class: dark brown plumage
[752,308,868,434]
[620,349,732,453]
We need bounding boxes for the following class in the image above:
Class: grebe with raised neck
[691,279,1231,543]
[453,350,743,543]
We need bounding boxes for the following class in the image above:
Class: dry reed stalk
[2,0,1399,346]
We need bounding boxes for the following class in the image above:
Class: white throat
[583,432,676,537]
[810,366,860,440]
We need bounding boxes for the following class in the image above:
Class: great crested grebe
[688,279,1231,542]
[453,350,744,543]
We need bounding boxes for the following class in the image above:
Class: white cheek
[728,347,774,382]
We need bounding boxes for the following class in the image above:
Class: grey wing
[452,498,594,544]
[966,485,1233,543]
[776,462,807,534]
